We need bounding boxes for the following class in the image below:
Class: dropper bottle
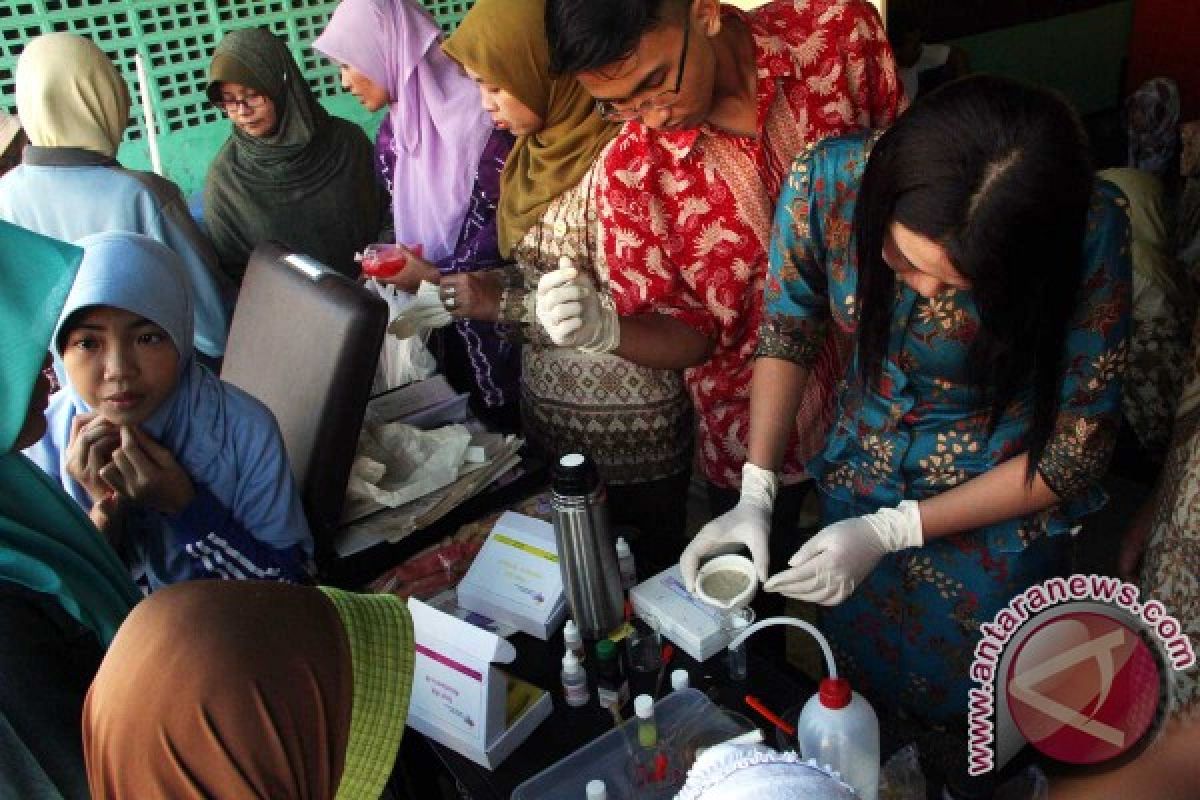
[634,694,658,747]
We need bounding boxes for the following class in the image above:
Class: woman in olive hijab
[203,28,383,281]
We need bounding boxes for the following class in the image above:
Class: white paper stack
[456,512,566,640]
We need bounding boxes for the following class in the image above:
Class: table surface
[422,626,816,799]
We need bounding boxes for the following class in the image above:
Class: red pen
[744,694,796,737]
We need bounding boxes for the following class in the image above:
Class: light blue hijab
[26,232,312,589]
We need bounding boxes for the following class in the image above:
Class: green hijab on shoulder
[0,220,140,646]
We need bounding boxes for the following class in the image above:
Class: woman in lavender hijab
[314,0,521,430]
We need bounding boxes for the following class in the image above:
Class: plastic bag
[364,278,438,391]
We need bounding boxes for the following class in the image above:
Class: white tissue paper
[365,278,440,392]
[345,420,471,511]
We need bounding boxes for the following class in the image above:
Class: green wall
[949,1,1134,117]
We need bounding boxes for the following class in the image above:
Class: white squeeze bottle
[796,677,880,800]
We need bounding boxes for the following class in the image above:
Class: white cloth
[676,745,859,800]
[345,421,470,509]
[681,462,777,590]
[764,501,923,605]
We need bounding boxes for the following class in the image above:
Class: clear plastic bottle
[634,694,658,747]
[797,677,880,800]
[563,618,586,664]
[727,613,750,681]
[585,779,607,800]
[615,536,637,590]
[670,669,689,692]
[561,650,589,707]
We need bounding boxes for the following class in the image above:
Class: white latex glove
[763,501,924,605]
[535,256,620,353]
[680,462,778,592]
[387,280,453,339]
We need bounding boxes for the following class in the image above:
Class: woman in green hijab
[203,28,383,281]
[0,220,141,799]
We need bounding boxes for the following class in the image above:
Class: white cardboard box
[456,511,565,639]
[405,598,552,769]
[629,565,734,662]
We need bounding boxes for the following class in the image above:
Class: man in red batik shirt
[537,0,900,575]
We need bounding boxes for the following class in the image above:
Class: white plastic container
[796,677,880,800]
[585,778,607,799]
[615,536,637,590]
[670,669,689,691]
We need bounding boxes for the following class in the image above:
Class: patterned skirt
[520,345,693,486]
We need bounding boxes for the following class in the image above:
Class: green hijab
[0,220,140,645]
[203,28,381,280]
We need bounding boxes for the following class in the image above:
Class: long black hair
[853,75,1094,483]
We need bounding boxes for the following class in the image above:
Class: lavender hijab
[314,0,492,263]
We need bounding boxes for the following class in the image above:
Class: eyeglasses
[216,92,268,115]
[595,15,690,122]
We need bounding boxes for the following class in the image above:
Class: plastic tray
[512,688,755,800]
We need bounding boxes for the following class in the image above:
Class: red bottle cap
[819,677,851,710]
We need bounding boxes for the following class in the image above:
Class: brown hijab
[83,580,414,799]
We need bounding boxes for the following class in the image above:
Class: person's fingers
[118,427,155,481]
[542,284,584,309]
[536,267,578,295]
[680,539,715,593]
[548,317,583,342]
[69,412,94,443]
[788,534,827,567]
[98,461,130,499]
[763,561,822,595]
[546,300,584,326]
[746,531,770,583]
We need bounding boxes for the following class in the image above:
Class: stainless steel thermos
[551,453,624,639]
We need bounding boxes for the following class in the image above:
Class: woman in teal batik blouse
[680,76,1132,748]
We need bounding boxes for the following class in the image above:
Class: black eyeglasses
[215,91,268,115]
[595,15,690,122]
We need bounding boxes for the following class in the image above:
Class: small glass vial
[586,779,607,800]
[561,650,589,707]
[563,618,586,664]
[727,610,752,681]
[634,694,658,748]
[615,536,637,590]
[670,669,690,692]
[596,639,629,710]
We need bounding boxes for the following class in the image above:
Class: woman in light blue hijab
[26,231,313,590]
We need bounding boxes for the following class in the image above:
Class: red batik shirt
[598,0,900,488]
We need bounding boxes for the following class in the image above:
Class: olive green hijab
[0,220,140,646]
[203,28,381,279]
[443,0,617,257]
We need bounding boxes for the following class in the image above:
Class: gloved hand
[387,280,453,339]
[535,257,620,353]
[763,501,923,605]
[680,462,778,592]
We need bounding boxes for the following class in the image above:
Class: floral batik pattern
[1141,313,1200,720]
[763,131,1133,722]
[598,0,900,489]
